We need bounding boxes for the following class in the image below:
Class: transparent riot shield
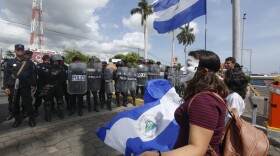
[87,62,102,91]
[127,68,137,92]
[104,67,115,93]
[167,68,176,86]
[119,67,128,93]
[115,68,122,93]
[137,64,148,86]
[148,65,158,80]
[153,64,161,79]
[68,63,87,94]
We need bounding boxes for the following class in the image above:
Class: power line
[0,18,100,41]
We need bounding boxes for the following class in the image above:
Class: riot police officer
[99,61,114,111]
[136,59,148,97]
[68,56,86,116]
[42,54,65,122]
[114,61,128,107]
[86,58,101,112]
[3,44,36,128]
[34,55,50,117]
[127,63,137,106]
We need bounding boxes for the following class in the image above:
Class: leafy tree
[130,0,153,60]
[124,52,142,67]
[64,49,88,64]
[176,24,195,53]
[5,50,15,58]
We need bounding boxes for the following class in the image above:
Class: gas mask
[180,56,199,83]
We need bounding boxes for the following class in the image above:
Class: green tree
[5,50,15,58]
[64,49,89,64]
[176,24,195,53]
[130,0,153,60]
[124,52,142,67]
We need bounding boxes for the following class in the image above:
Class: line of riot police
[3,45,184,128]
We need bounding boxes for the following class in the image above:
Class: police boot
[6,102,14,120]
[107,95,112,111]
[44,101,52,122]
[87,92,93,112]
[34,106,39,117]
[20,109,28,120]
[132,96,136,106]
[78,105,83,116]
[116,93,121,107]
[57,100,64,119]
[123,93,128,107]
[28,114,36,127]
[12,115,22,128]
[51,105,57,114]
[6,111,14,121]
[100,95,106,109]
[93,97,99,112]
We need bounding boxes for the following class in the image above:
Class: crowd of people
[2,44,185,128]
[3,44,250,155]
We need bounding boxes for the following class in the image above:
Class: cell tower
[30,0,44,51]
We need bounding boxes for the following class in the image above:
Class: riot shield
[115,68,122,93]
[136,64,148,86]
[87,62,102,91]
[127,68,137,92]
[153,64,161,79]
[119,67,128,93]
[167,68,176,86]
[148,65,158,80]
[104,67,115,93]
[175,70,184,86]
[68,63,87,94]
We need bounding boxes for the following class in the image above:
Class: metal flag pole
[205,0,207,50]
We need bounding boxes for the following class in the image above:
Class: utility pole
[241,13,246,65]
[232,0,241,64]
[30,0,44,51]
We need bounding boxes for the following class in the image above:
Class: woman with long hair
[140,50,229,156]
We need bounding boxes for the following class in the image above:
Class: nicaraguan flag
[96,79,182,155]
[153,0,206,34]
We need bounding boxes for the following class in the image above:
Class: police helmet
[42,55,50,61]
[51,54,63,61]
[102,61,107,65]
[24,50,33,56]
[88,57,95,62]
[116,61,124,68]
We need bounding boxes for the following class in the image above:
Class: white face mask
[180,56,199,83]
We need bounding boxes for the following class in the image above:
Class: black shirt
[3,58,36,89]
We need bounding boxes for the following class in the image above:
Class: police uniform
[99,61,113,111]
[114,61,128,107]
[3,44,36,128]
[61,57,70,111]
[42,54,65,122]
[34,55,50,116]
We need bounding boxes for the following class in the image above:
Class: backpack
[207,92,270,156]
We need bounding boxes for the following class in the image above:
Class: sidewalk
[0,92,279,155]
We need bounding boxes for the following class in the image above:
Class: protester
[140,50,229,156]
[224,57,236,71]
[224,65,249,122]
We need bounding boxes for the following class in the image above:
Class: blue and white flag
[153,0,206,34]
[96,79,182,155]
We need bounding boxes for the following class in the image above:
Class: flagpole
[205,0,207,50]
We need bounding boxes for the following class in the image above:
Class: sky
[0,0,279,74]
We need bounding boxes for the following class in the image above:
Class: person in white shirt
[223,65,249,123]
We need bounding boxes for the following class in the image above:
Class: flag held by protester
[96,79,182,155]
[153,0,206,34]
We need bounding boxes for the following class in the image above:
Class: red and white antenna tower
[30,0,44,51]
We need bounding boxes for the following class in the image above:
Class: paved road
[0,91,279,156]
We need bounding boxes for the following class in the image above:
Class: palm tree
[130,0,153,60]
[5,50,15,58]
[176,24,195,68]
